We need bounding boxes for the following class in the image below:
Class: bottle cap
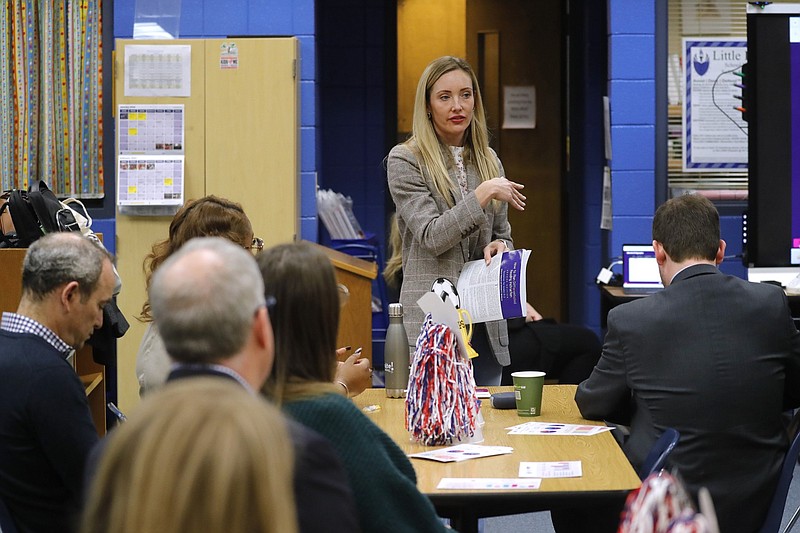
[388,302,403,317]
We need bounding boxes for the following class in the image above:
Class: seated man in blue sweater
[0,232,116,532]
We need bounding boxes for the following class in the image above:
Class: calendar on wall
[116,104,185,207]
[117,156,184,206]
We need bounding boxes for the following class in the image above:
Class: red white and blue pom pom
[405,314,480,446]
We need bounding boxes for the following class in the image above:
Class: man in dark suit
[149,237,360,533]
[575,194,800,532]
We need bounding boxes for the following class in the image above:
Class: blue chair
[638,427,680,479]
[760,413,800,533]
[0,494,18,533]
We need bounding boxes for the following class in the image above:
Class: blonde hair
[407,56,500,208]
[81,379,298,533]
[383,213,402,289]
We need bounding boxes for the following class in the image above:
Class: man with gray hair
[0,232,116,532]
[150,237,359,533]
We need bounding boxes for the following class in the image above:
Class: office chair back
[638,427,680,479]
[760,412,800,533]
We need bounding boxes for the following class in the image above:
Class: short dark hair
[22,232,111,301]
[652,194,719,263]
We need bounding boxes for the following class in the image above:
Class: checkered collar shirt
[1,312,74,359]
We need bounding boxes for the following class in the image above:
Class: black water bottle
[384,303,410,398]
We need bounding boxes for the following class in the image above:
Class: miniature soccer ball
[430,277,460,309]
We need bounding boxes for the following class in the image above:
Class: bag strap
[58,197,89,233]
[0,196,11,233]
[27,180,62,233]
[8,190,43,246]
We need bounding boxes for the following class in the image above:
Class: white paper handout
[409,444,514,463]
[506,422,613,436]
[456,249,531,323]
[519,461,583,478]
[437,478,542,490]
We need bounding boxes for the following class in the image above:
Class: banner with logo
[682,39,748,172]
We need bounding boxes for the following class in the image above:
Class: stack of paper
[409,444,513,463]
[316,188,364,240]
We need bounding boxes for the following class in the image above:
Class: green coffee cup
[511,371,546,417]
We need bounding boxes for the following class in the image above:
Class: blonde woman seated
[81,378,297,533]
[135,195,371,397]
[257,242,450,533]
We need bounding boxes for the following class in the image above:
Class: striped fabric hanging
[0,0,102,198]
[0,2,14,185]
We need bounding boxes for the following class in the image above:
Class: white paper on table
[409,444,514,463]
[505,422,614,436]
[519,461,582,478]
[437,478,542,490]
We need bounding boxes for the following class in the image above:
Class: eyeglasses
[248,237,264,254]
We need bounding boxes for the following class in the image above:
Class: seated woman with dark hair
[257,241,450,533]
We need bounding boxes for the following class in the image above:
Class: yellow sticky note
[129,128,138,136]
[128,186,137,194]
[164,178,173,186]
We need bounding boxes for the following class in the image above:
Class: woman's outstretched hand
[475,177,526,210]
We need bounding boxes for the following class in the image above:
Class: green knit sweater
[283,393,450,533]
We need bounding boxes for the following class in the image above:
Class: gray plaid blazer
[387,142,512,366]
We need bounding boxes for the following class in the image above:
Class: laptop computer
[622,244,663,294]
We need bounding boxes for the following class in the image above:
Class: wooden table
[353,386,640,532]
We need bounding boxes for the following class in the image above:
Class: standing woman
[387,56,526,385]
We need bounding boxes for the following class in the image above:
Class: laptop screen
[622,244,663,289]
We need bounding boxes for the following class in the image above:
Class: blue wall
[607,0,657,254]
[566,0,608,333]
[316,0,394,260]
[606,0,746,287]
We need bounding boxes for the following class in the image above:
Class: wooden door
[467,0,564,320]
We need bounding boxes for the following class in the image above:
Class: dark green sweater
[284,393,450,533]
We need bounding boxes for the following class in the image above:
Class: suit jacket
[166,367,362,533]
[387,142,512,364]
[577,264,800,533]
